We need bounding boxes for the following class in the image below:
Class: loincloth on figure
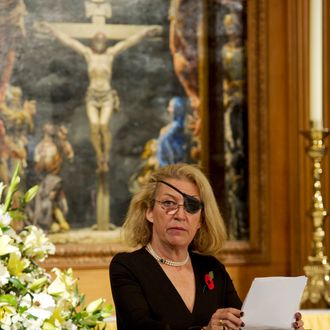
[86,88,120,111]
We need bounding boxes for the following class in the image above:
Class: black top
[109,247,242,330]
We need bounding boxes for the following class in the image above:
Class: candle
[309,0,323,129]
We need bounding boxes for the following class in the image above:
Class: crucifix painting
[34,0,162,230]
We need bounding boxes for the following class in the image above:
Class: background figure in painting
[56,125,75,167]
[1,87,37,134]
[33,122,71,175]
[0,0,27,103]
[168,0,202,160]
[28,122,74,232]
[0,86,37,173]
[38,22,162,173]
[168,0,200,110]
[157,97,190,167]
[27,174,69,233]
[221,8,249,240]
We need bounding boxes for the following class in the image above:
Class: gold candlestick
[301,124,330,307]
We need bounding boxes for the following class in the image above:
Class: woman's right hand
[203,308,244,330]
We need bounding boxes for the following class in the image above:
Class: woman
[110,163,304,330]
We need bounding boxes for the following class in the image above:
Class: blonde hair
[123,163,227,256]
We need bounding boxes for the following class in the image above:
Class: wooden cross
[49,0,155,40]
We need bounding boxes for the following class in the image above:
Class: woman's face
[146,178,202,249]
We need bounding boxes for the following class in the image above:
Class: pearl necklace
[146,243,190,267]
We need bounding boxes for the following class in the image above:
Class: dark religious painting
[0,0,250,252]
[207,0,249,241]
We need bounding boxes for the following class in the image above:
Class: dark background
[11,0,185,227]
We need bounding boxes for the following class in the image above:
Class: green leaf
[100,303,114,318]
[4,162,21,211]
[0,294,18,307]
[27,313,38,320]
[9,277,28,294]
[79,315,99,326]
[18,305,28,314]
[79,293,86,306]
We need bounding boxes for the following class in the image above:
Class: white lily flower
[20,294,33,309]
[21,314,44,329]
[4,227,21,243]
[0,205,12,227]
[48,268,78,305]
[0,235,19,256]
[21,226,55,261]
[26,292,55,321]
[0,261,10,285]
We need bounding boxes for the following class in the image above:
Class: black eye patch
[158,180,203,214]
[183,195,203,214]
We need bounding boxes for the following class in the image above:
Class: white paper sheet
[241,276,307,330]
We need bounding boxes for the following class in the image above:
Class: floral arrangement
[0,165,113,330]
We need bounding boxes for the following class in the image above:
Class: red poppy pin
[203,271,215,292]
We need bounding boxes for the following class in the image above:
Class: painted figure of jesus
[40,22,162,172]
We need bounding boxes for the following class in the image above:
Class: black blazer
[109,247,242,330]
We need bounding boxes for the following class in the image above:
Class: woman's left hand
[292,312,304,329]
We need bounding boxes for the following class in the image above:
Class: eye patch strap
[157,180,203,211]
[158,180,190,198]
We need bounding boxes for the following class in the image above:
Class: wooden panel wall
[287,0,330,276]
[68,0,330,304]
